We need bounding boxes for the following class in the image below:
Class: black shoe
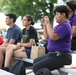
[2,67,9,72]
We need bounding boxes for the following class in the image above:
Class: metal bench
[14,52,76,75]
[59,68,76,75]
[59,53,76,75]
[0,69,15,75]
[15,58,76,75]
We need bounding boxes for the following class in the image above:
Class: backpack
[10,60,26,75]
[35,68,52,75]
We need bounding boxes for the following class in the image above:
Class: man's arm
[8,39,15,44]
[6,39,16,46]
[1,39,15,47]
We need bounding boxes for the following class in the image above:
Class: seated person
[0,14,22,69]
[33,5,72,74]
[0,36,4,45]
[3,15,38,71]
[66,1,76,50]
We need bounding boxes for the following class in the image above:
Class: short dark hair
[54,5,69,18]
[66,1,76,13]
[6,14,17,23]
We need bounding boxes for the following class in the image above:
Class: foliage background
[0,0,57,21]
[0,0,76,21]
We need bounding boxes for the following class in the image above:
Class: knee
[0,50,4,57]
[33,58,39,64]
[22,47,25,50]
[33,64,36,73]
[0,50,2,54]
[33,59,40,73]
[6,44,14,51]
[33,63,39,74]
[0,47,4,52]
[0,49,3,54]
[7,44,12,48]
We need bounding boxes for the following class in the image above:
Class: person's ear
[62,13,66,18]
[11,18,14,22]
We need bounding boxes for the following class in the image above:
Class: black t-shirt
[22,26,38,49]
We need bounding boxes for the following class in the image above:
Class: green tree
[0,0,57,21]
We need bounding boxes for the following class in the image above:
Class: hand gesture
[41,16,50,26]
[41,16,46,26]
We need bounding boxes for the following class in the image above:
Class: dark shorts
[25,49,31,58]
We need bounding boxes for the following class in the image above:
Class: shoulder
[74,14,76,17]
[30,26,36,31]
[22,28,26,32]
[13,24,21,31]
[14,24,20,29]
[62,21,71,28]
[62,22,72,33]
[72,14,76,20]
[56,21,71,31]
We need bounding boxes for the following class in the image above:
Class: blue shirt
[6,24,22,44]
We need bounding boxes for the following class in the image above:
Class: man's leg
[0,50,4,68]
[0,47,6,68]
[4,45,27,68]
[4,44,18,68]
